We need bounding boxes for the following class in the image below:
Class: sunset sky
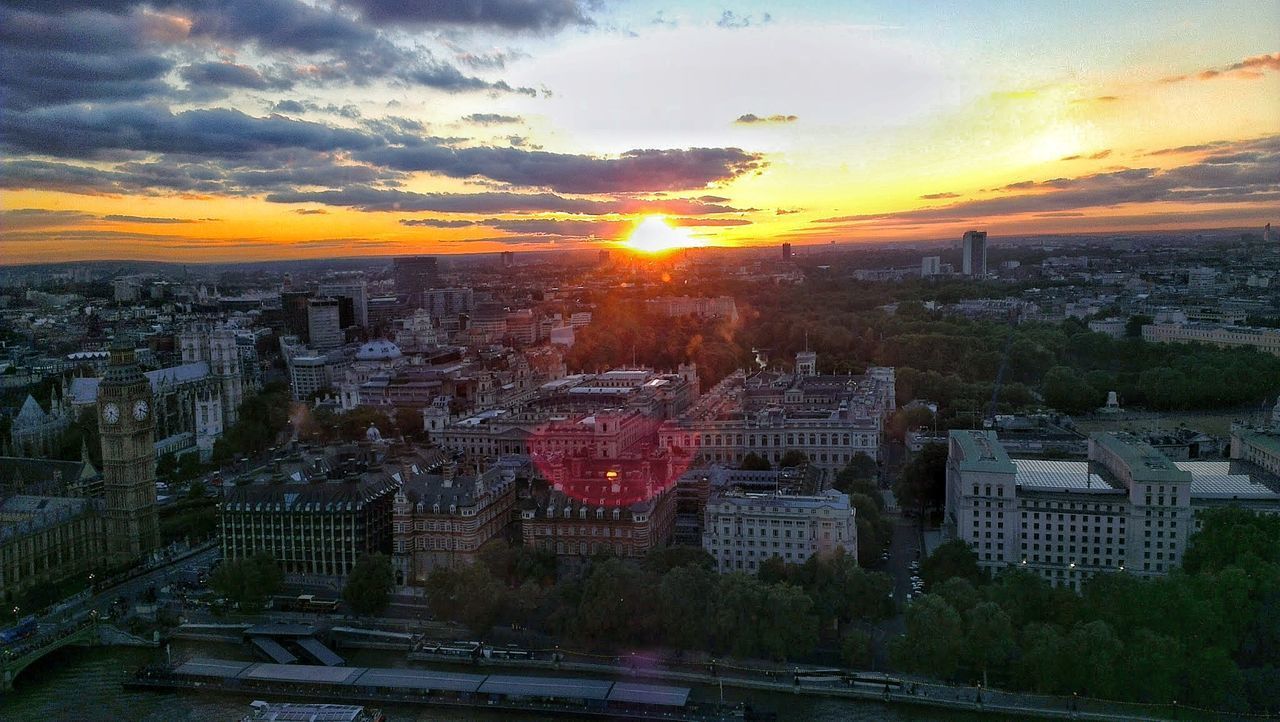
[1,0,1277,263]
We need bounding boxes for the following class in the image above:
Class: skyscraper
[307,297,343,349]
[98,337,160,565]
[393,256,439,305]
[782,243,792,260]
[962,230,988,276]
[921,256,941,277]
[318,278,369,328]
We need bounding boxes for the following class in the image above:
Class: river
[0,641,1000,721]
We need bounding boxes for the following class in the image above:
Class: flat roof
[241,663,363,685]
[174,658,254,678]
[1014,460,1119,493]
[949,430,1017,475]
[607,682,691,707]
[245,623,315,637]
[247,702,366,722]
[478,675,614,700]
[1179,461,1280,500]
[1091,432,1191,484]
[353,668,484,693]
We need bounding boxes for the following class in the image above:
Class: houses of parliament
[0,338,160,604]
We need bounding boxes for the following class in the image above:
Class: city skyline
[2,1,1278,264]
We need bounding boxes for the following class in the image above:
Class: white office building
[703,488,856,573]
[962,230,987,277]
[946,430,1280,590]
[318,278,369,328]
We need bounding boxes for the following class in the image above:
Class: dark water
[0,642,988,722]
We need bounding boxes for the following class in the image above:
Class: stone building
[391,459,518,585]
[0,495,105,603]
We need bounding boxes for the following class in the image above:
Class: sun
[621,215,704,253]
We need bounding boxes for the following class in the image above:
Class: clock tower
[98,336,160,564]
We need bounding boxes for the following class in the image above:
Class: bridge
[0,617,157,692]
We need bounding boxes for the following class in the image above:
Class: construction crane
[985,308,1022,422]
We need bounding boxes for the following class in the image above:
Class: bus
[0,616,38,646]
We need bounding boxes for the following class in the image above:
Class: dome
[356,339,402,361]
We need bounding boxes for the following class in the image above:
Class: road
[40,545,220,634]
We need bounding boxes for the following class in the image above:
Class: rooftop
[1013,459,1120,493]
[949,430,1017,475]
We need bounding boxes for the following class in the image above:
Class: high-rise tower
[962,230,988,277]
[98,336,160,564]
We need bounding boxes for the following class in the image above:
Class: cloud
[1162,52,1280,83]
[812,135,1280,227]
[357,144,764,193]
[340,0,593,32]
[0,208,96,229]
[463,113,524,125]
[734,113,798,125]
[716,10,771,29]
[179,61,292,90]
[400,218,478,227]
[101,214,195,223]
[264,186,746,215]
[294,208,328,215]
[919,192,959,200]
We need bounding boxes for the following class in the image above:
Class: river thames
[0,642,1003,722]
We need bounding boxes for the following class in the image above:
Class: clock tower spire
[98,334,160,564]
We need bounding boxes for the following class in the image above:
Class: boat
[240,700,385,722]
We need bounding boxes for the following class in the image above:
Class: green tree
[644,545,715,574]
[841,628,873,668]
[891,594,964,678]
[964,601,1015,687]
[343,553,395,616]
[210,553,281,613]
[920,540,985,590]
[426,562,506,634]
[778,449,808,468]
[1125,314,1153,338]
[657,564,717,650]
[893,443,947,515]
[739,452,771,471]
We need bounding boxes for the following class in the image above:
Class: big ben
[99,336,160,564]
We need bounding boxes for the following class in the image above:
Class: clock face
[132,399,150,421]
[102,403,120,424]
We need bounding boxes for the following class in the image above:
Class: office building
[307,297,343,350]
[393,256,439,305]
[782,243,792,260]
[219,445,400,578]
[702,488,856,574]
[281,289,314,341]
[318,279,369,328]
[1141,322,1280,357]
[945,430,1280,590]
[391,459,518,583]
[962,230,987,277]
[921,256,941,277]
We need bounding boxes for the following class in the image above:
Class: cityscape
[1,2,1278,721]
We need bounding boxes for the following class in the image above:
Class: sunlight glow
[621,215,705,253]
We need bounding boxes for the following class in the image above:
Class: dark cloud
[400,218,479,228]
[1162,52,1280,83]
[293,208,328,215]
[180,61,292,90]
[734,113,798,125]
[1,104,380,159]
[102,214,195,223]
[464,113,524,124]
[0,208,96,229]
[919,192,959,200]
[357,144,763,193]
[341,0,592,32]
[265,186,745,215]
[0,7,177,109]
[813,135,1280,227]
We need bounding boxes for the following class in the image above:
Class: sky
[1,0,1277,264]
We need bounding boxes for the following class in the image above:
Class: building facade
[962,230,988,277]
[702,488,856,573]
[1142,322,1280,357]
[0,495,105,602]
[391,460,517,584]
[945,429,1280,590]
